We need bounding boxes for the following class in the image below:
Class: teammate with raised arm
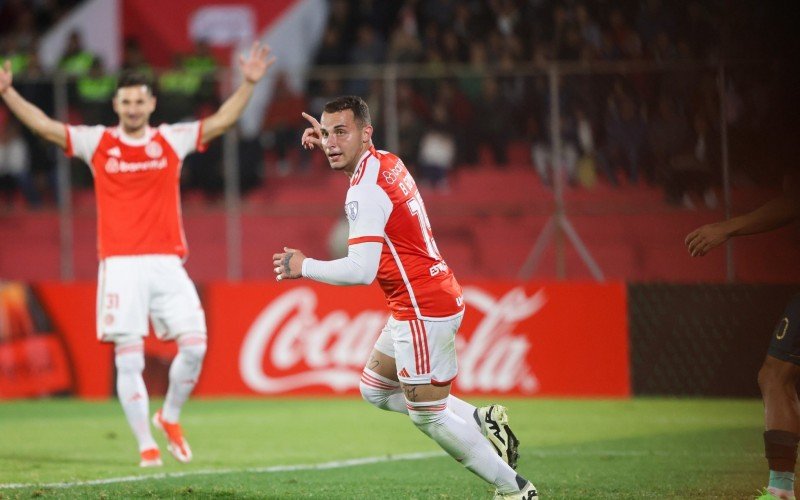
[272,96,536,499]
[686,171,800,500]
[0,42,275,467]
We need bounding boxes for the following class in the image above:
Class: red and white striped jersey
[65,123,205,260]
[346,146,463,320]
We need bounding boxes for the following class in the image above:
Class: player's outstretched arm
[200,41,275,145]
[686,194,800,257]
[0,60,67,149]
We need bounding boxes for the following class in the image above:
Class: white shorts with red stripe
[97,255,206,342]
[373,314,462,386]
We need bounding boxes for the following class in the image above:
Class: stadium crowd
[0,0,792,209]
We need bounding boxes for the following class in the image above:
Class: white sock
[446,394,478,424]
[359,369,406,413]
[162,334,206,423]
[359,369,479,425]
[115,342,157,452]
[406,398,520,494]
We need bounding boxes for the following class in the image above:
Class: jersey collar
[116,125,154,146]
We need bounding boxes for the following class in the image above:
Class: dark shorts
[768,295,800,365]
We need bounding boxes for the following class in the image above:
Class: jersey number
[406,193,442,260]
[105,293,120,310]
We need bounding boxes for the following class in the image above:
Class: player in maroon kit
[687,171,800,500]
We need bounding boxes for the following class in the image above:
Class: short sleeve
[346,183,393,245]
[66,125,105,164]
[158,122,205,160]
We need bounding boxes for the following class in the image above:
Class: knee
[359,381,394,411]
[759,359,796,393]
[178,335,207,365]
[114,348,145,374]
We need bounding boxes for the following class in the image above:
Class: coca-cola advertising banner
[10,281,628,399]
[200,281,629,397]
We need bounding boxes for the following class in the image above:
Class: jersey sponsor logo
[398,367,410,378]
[381,159,405,184]
[145,141,163,158]
[104,157,168,174]
[345,201,359,221]
[429,262,448,276]
[105,158,120,173]
[237,286,540,394]
[106,146,121,158]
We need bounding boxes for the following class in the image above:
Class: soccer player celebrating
[686,171,800,500]
[0,42,275,467]
[272,96,537,499]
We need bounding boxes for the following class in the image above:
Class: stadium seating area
[1,1,796,282]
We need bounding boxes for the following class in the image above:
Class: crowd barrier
[1,280,793,400]
[0,280,628,398]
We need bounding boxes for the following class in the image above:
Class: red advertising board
[16,281,628,399]
[199,281,629,397]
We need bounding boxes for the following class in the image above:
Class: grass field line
[0,447,761,490]
[0,451,447,490]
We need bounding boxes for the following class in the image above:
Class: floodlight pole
[518,64,604,281]
[717,64,734,283]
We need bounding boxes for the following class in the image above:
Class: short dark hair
[323,95,371,126]
[116,70,154,94]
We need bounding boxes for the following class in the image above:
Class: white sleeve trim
[67,125,105,165]
[301,242,382,286]
[159,122,201,160]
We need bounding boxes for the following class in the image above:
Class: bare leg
[758,355,800,498]
[759,356,800,433]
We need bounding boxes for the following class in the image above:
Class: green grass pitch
[0,398,764,499]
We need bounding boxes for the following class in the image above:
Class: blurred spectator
[387,24,423,63]
[575,3,602,52]
[397,106,424,169]
[262,74,310,176]
[183,39,219,109]
[596,93,646,186]
[647,95,690,192]
[157,54,202,123]
[664,113,719,209]
[121,38,154,77]
[474,77,510,166]
[531,114,580,187]
[417,101,456,190]
[15,50,57,206]
[1,37,31,75]
[0,119,34,207]
[346,24,386,95]
[58,31,95,76]
[315,27,347,66]
[75,57,116,125]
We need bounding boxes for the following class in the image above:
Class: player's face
[113,85,156,135]
[319,109,372,176]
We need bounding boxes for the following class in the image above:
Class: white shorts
[96,255,206,342]
[374,314,462,386]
